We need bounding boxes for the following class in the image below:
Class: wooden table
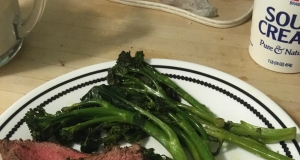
[0,0,299,127]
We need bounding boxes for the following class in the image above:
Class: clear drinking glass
[0,0,47,67]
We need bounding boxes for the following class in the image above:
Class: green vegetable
[25,51,296,160]
[226,120,296,143]
[25,102,172,159]
[107,51,224,128]
[193,115,294,160]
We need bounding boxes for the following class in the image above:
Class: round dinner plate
[0,59,299,160]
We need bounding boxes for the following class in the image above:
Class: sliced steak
[0,139,145,160]
[77,144,144,160]
[0,139,88,160]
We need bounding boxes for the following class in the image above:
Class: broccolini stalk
[123,85,225,128]
[59,108,170,150]
[60,116,126,140]
[168,113,214,160]
[177,110,210,147]
[81,85,188,160]
[96,83,214,159]
[241,136,269,149]
[25,103,184,159]
[26,105,139,141]
[226,121,296,143]
[107,51,214,116]
[107,51,225,128]
[60,100,103,112]
[143,95,214,160]
[173,101,224,127]
[171,126,203,160]
[191,114,294,160]
[142,59,214,116]
[159,98,211,150]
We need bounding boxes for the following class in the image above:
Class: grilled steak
[0,139,88,160]
[0,139,144,160]
[78,144,144,160]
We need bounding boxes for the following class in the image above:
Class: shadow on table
[0,0,154,78]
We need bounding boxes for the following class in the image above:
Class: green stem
[123,83,223,129]
[141,120,188,160]
[61,106,186,160]
[142,63,214,116]
[51,107,134,124]
[62,116,126,134]
[178,111,210,148]
[121,75,165,98]
[176,102,224,127]
[169,113,214,160]
[228,121,296,143]
[162,99,212,150]
[171,126,203,160]
[194,116,293,160]
[61,100,110,112]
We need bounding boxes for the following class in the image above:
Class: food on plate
[23,51,296,160]
[0,139,88,160]
[0,139,162,160]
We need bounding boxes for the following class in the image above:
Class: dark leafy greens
[25,51,296,160]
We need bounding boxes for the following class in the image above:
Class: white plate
[0,59,299,160]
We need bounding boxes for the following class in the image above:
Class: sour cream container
[249,0,300,73]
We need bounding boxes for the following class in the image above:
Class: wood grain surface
[0,0,299,127]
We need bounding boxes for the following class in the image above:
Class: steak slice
[0,139,145,160]
[0,139,88,160]
[76,144,144,160]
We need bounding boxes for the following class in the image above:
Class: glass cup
[0,0,47,67]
